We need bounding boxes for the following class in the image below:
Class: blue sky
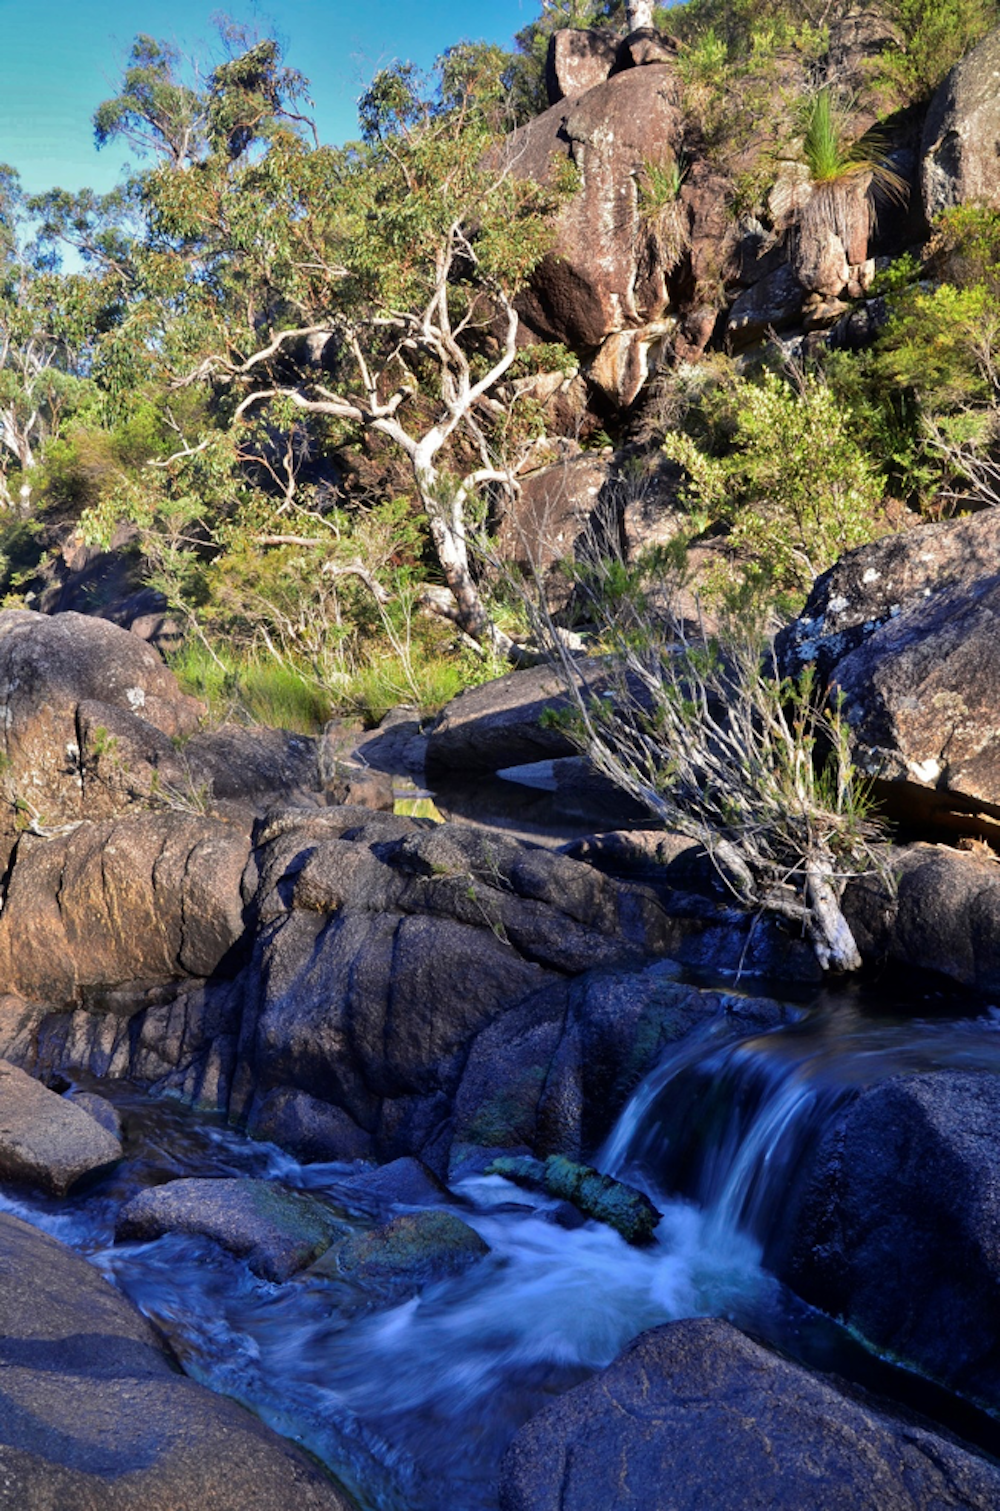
[0,0,537,195]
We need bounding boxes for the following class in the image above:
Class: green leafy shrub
[874,0,1000,102]
[663,369,888,608]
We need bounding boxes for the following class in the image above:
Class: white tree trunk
[626,0,655,31]
[805,857,863,972]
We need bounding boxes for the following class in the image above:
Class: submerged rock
[487,1153,662,1245]
[314,1209,489,1299]
[0,1211,352,1509]
[334,1156,452,1215]
[499,1317,1000,1511]
[64,1088,123,1138]
[116,1176,339,1281]
[0,1060,121,1195]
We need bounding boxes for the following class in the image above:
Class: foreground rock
[0,1059,121,1194]
[0,1212,351,1509]
[499,1318,1000,1511]
[0,798,706,1166]
[116,1177,339,1281]
[777,509,1000,839]
[785,1071,1000,1408]
[234,809,677,1169]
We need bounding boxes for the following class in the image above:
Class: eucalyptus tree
[88,40,563,654]
[0,169,101,509]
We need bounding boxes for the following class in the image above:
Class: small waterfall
[601,998,1000,1253]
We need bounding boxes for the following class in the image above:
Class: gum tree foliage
[0,169,103,511]
[74,35,564,656]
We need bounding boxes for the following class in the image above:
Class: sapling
[531,545,889,972]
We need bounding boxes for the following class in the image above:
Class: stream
[4,976,1000,1509]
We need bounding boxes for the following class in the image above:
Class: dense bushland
[0,0,997,723]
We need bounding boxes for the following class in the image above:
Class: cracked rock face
[0,812,250,1004]
[777,510,1000,834]
[922,23,1000,221]
[499,66,684,350]
[784,1071,1000,1407]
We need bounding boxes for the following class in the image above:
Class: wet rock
[501,68,684,350]
[560,827,709,884]
[487,1153,662,1244]
[64,1089,123,1138]
[922,24,1000,221]
[545,27,618,103]
[0,1060,122,1195]
[0,1211,351,1509]
[450,963,789,1175]
[116,1176,339,1281]
[314,1209,489,1298]
[785,1071,1000,1407]
[337,1156,452,1213]
[234,812,675,1171]
[499,1317,1000,1511]
[246,1086,377,1163]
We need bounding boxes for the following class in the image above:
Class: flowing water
[5,977,1000,1508]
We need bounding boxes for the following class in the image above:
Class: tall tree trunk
[626,0,655,30]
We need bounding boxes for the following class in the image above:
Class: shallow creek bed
[4,977,1000,1510]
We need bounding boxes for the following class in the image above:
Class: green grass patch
[169,641,335,733]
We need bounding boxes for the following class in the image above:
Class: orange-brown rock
[501,67,684,350]
[545,27,619,103]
